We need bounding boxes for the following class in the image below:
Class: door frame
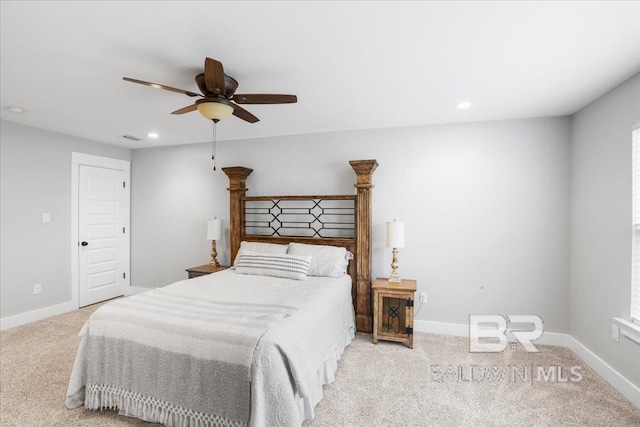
[71,152,131,309]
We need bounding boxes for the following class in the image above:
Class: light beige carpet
[1,303,639,427]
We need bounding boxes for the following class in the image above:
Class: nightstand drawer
[186,264,229,279]
[188,271,210,279]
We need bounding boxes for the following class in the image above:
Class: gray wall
[0,120,130,317]
[570,73,640,386]
[131,116,572,333]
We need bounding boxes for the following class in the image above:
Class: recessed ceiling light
[456,102,472,109]
[148,132,159,138]
[6,106,26,114]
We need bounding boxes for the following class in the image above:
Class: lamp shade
[386,220,405,248]
[197,101,234,121]
[207,218,223,240]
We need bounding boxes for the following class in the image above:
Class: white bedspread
[66,269,355,427]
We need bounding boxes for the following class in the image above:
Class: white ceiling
[1,1,639,149]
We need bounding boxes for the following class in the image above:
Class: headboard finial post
[222,167,253,263]
[350,159,378,187]
[350,159,378,333]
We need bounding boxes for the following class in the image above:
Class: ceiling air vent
[121,134,142,141]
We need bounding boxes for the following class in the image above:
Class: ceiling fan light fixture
[197,100,234,121]
[124,57,295,124]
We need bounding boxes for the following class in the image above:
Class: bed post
[349,159,378,333]
[222,167,253,264]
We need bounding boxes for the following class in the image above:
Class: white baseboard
[125,285,147,296]
[413,319,569,346]
[129,286,152,295]
[535,331,570,347]
[0,301,76,331]
[414,319,638,409]
[414,319,468,337]
[1,287,151,331]
[567,336,640,409]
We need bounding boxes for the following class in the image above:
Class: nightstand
[372,277,417,349]
[186,264,229,279]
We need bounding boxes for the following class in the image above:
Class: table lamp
[207,218,223,267]
[386,220,405,282]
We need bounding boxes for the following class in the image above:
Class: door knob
[81,241,88,246]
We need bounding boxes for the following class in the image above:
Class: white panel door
[79,165,126,306]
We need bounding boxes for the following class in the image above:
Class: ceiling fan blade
[204,58,226,95]
[123,77,201,97]
[232,104,259,123]
[171,104,198,115]
[232,94,297,104]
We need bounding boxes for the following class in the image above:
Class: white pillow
[287,243,349,277]
[235,251,312,280]
[233,241,288,268]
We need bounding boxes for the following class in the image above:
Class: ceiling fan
[123,57,297,123]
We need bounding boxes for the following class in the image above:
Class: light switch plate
[43,213,51,223]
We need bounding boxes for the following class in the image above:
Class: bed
[66,159,378,427]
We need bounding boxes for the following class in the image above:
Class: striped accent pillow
[235,251,312,280]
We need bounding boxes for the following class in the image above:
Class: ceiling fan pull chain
[212,121,217,171]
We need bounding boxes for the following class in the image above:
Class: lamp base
[388,247,401,282]
[209,240,220,268]
[388,274,401,283]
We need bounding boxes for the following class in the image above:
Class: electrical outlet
[612,324,620,342]
[42,213,51,223]
[420,292,427,303]
[33,284,42,295]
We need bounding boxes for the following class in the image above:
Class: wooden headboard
[222,160,378,333]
